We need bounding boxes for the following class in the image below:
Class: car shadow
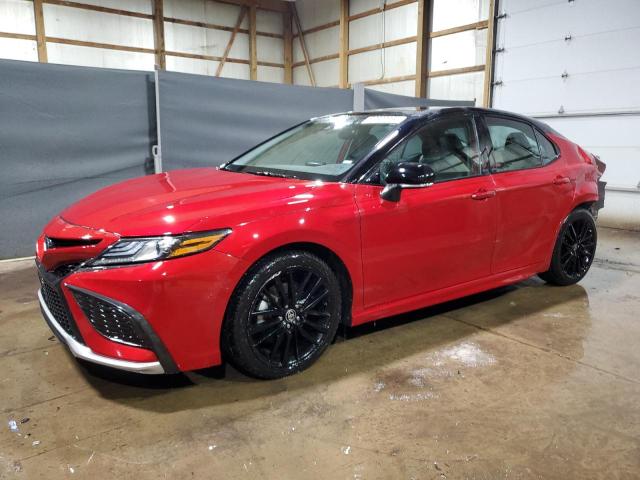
[76,278,591,412]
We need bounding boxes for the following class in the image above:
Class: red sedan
[36,107,605,379]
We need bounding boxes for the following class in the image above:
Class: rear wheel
[222,251,341,379]
[539,209,597,286]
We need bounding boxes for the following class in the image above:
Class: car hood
[61,168,351,237]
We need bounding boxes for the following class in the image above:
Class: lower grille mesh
[39,276,77,339]
[71,290,150,348]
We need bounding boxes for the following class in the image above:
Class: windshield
[223,113,407,181]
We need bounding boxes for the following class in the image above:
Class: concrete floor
[1,227,639,479]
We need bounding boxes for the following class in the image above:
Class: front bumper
[37,237,248,373]
[38,289,165,374]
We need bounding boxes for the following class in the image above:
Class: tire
[539,208,597,286]
[222,250,342,379]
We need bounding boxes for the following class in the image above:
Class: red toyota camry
[37,107,605,379]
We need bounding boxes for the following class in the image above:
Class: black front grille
[71,289,150,348]
[52,263,81,278]
[39,275,77,339]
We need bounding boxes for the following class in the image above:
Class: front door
[355,114,497,309]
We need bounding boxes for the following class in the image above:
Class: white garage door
[491,0,640,228]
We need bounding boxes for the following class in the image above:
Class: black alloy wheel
[539,208,597,286]
[223,251,341,379]
[249,268,333,368]
[559,217,596,279]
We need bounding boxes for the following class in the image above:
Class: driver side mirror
[380,162,436,202]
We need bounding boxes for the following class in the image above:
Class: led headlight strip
[88,229,231,267]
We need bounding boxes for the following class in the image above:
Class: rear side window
[535,130,558,165]
[485,116,542,172]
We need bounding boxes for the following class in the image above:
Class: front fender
[214,205,364,316]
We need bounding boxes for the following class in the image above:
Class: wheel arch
[225,241,354,328]
[573,200,598,218]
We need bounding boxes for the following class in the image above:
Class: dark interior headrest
[441,133,463,152]
[421,134,441,157]
[505,132,530,150]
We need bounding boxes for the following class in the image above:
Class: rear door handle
[471,189,496,200]
[553,176,571,185]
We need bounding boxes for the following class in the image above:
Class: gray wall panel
[364,88,474,110]
[0,59,155,259]
[158,71,354,170]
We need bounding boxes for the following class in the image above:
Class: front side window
[485,116,542,172]
[372,115,482,184]
[224,114,406,181]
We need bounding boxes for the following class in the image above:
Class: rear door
[478,114,575,273]
[355,113,498,309]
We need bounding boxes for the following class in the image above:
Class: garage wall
[0,0,286,83]
[291,0,491,104]
[0,0,38,61]
[492,0,640,230]
[292,0,340,87]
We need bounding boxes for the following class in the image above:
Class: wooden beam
[348,36,416,56]
[46,36,156,54]
[351,74,416,88]
[292,53,339,68]
[291,3,315,86]
[216,0,287,13]
[166,50,283,68]
[292,20,340,38]
[152,0,165,69]
[430,19,488,38]
[249,4,257,80]
[415,0,430,97]
[0,31,36,41]
[217,6,246,76]
[283,10,293,83]
[43,0,153,19]
[348,0,416,22]
[483,0,497,107]
[339,0,349,88]
[33,0,47,62]
[429,64,485,78]
[163,16,282,39]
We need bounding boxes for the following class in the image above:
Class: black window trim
[357,111,489,187]
[480,113,561,175]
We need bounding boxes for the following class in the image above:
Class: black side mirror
[380,162,436,202]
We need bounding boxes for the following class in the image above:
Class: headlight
[87,229,231,267]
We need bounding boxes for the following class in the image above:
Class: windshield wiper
[246,170,298,179]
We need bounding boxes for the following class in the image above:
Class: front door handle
[471,189,496,200]
[553,176,571,185]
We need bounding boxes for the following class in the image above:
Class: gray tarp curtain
[363,88,473,110]
[0,59,473,259]
[0,59,155,259]
[157,71,354,170]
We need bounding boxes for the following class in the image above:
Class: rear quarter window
[535,130,558,165]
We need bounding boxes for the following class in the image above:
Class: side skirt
[351,262,548,326]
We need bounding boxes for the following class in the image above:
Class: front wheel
[222,251,341,379]
[539,208,597,286]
